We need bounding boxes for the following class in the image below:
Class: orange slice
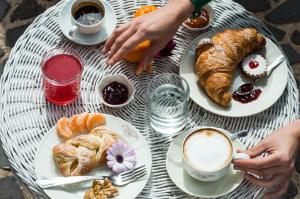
[56,117,73,139]
[76,112,89,132]
[86,113,106,132]
[124,40,151,64]
[134,5,157,18]
[69,114,80,134]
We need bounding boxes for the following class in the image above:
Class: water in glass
[148,74,189,134]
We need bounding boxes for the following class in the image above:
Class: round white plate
[59,0,117,45]
[166,128,245,198]
[180,31,288,117]
[35,114,152,199]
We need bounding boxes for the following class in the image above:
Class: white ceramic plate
[166,128,245,198]
[35,114,152,199]
[59,0,117,45]
[180,31,288,117]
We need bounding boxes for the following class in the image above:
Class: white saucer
[59,0,117,45]
[166,128,245,198]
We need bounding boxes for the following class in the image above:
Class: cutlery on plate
[237,55,285,96]
[36,165,147,188]
[230,130,248,140]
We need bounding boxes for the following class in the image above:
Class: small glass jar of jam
[184,9,210,29]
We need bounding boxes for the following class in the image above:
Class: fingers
[245,172,292,190]
[107,27,137,60]
[234,153,280,169]
[264,178,290,199]
[246,141,269,158]
[139,41,165,69]
[107,31,147,65]
[103,23,130,53]
[234,164,293,177]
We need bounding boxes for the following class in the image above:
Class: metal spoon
[236,55,285,96]
[230,130,248,140]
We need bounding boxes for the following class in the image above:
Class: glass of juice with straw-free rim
[41,47,83,105]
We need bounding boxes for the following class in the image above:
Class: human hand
[103,0,194,69]
[234,121,300,198]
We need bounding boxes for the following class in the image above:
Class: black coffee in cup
[72,2,104,26]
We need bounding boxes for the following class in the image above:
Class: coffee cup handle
[69,25,79,37]
[233,152,250,160]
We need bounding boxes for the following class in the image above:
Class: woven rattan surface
[0,0,299,198]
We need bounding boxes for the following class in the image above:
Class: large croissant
[195,28,266,107]
[53,127,118,176]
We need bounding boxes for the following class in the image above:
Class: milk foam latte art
[182,127,250,182]
[183,129,233,172]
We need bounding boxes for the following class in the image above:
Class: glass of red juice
[41,48,83,105]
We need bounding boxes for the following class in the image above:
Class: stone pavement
[0,0,299,198]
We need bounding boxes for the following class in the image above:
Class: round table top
[0,0,298,198]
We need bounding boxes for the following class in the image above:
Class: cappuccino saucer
[59,0,117,45]
[166,128,245,198]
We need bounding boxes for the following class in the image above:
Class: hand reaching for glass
[234,121,300,198]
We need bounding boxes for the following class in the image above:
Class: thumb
[244,141,268,158]
[139,41,165,70]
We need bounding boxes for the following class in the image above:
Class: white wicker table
[0,0,299,198]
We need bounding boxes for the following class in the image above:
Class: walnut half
[84,178,119,199]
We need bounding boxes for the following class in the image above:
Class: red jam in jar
[102,82,129,105]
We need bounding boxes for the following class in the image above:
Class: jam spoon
[236,55,285,96]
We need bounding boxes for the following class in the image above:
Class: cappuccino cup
[182,127,249,182]
[69,0,106,37]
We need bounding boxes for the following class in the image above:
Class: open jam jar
[102,81,129,105]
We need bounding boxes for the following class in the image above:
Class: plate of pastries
[35,112,152,199]
[180,28,288,117]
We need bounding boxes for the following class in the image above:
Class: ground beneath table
[0,0,299,198]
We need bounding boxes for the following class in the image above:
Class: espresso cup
[69,0,106,37]
[182,127,250,182]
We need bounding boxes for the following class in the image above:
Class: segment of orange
[134,5,157,18]
[76,112,89,132]
[124,40,151,63]
[69,114,80,134]
[57,117,73,139]
[86,113,106,132]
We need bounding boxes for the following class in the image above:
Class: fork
[36,165,147,188]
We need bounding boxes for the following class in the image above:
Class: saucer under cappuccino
[184,129,232,172]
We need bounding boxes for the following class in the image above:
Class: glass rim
[41,47,83,84]
[147,73,190,100]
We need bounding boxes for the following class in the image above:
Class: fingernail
[107,59,113,65]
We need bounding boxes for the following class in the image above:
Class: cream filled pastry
[241,54,267,79]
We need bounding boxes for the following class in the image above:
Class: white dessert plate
[166,128,245,198]
[35,114,152,199]
[59,0,117,45]
[180,31,288,117]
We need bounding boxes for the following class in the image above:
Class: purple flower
[106,141,137,174]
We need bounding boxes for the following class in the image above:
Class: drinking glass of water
[147,73,190,134]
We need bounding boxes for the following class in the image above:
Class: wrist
[167,0,195,23]
[286,120,300,139]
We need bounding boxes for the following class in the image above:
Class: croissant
[53,127,118,176]
[195,28,266,107]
